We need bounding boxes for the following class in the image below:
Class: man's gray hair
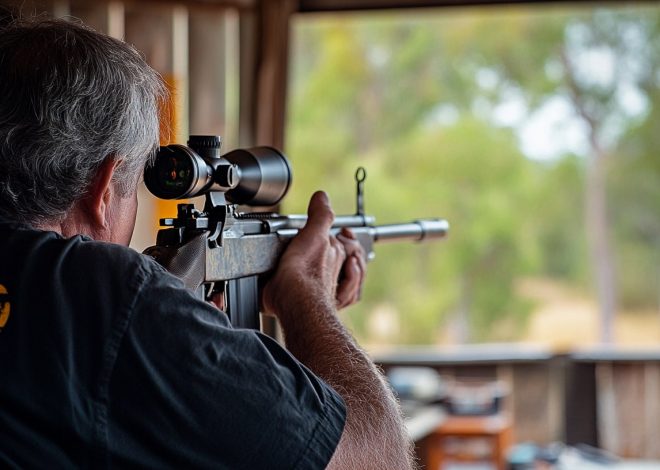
[0,18,166,224]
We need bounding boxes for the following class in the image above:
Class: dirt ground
[517,278,660,350]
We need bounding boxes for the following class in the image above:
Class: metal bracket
[206,206,227,249]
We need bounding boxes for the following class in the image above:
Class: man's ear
[83,158,120,229]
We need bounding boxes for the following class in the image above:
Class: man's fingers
[334,226,367,309]
[329,234,347,279]
[353,251,367,288]
[266,190,367,315]
[339,227,356,240]
[336,255,365,309]
[337,229,366,264]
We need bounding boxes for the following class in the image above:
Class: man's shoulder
[0,221,173,294]
[66,235,184,304]
[68,234,160,278]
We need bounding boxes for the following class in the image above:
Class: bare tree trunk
[585,145,617,343]
[561,48,618,343]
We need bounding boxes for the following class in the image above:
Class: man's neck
[33,206,97,240]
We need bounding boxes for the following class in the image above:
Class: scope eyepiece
[144,136,292,207]
[144,144,212,199]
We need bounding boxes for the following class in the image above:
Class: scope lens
[144,146,199,199]
[161,155,192,190]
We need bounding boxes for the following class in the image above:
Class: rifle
[144,136,449,330]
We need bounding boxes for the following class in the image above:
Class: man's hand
[261,191,414,469]
[261,191,366,318]
[336,227,367,308]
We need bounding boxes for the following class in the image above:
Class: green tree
[285,4,660,345]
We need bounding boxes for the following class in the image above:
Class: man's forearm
[277,290,415,470]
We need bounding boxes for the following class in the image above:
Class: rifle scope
[144,135,292,206]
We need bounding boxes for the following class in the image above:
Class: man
[0,18,413,469]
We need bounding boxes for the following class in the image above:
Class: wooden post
[237,0,297,339]
[564,360,598,447]
[238,0,297,149]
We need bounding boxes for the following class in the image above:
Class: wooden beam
[69,0,257,11]
[297,0,631,13]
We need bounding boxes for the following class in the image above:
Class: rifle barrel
[276,218,449,242]
[264,214,375,231]
[372,219,449,242]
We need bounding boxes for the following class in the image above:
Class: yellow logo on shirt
[0,284,10,329]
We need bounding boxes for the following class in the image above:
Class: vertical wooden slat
[512,364,552,443]
[106,1,124,39]
[51,0,69,17]
[616,364,645,457]
[596,362,619,453]
[546,355,566,442]
[224,9,240,147]
[238,7,257,147]
[70,1,124,38]
[172,4,189,140]
[188,7,229,137]
[644,362,660,458]
[597,362,647,458]
[125,3,188,143]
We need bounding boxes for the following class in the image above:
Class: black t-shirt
[0,221,345,469]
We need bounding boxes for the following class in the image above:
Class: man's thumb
[304,191,335,235]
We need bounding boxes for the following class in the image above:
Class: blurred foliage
[285,4,660,345]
